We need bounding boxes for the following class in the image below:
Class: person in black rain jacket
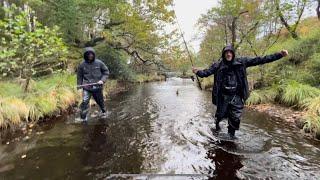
[193,45,288,138]
[77,47,110,121]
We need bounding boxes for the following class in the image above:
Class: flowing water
[0,78,320,179]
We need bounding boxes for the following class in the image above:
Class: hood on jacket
[84,47,96,62]
[221,45,235,61]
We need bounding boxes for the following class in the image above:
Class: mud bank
[247,104,320,140]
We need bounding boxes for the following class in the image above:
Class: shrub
[287,32,320,65]
[0,4,68,80]
[95,44,135,81]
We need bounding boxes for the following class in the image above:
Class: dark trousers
[215,95,244,131]
[80,89,106,119]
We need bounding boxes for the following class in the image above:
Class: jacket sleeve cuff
[276,52,284,58]
[101,77,107,82]
[196,71,201,77]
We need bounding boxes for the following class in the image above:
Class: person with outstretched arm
[192,45,288,139]
[77,47,110,122]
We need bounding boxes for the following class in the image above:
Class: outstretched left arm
[243,50,288,67]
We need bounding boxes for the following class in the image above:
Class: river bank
[246,104,318,137]
[247,104,305,124]
[246,87,320,140]
[0,73,165,130]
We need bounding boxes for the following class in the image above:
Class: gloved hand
[281,50,288,57]
[192,66,199,74]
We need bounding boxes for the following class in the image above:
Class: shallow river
[1,78,320,179]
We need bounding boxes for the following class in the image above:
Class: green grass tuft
[279,80,320,108]
[55,87,78,110]
[303,96,320,138]
[0,82,24,98]
[0,97,27,126]
[246,87,278,106]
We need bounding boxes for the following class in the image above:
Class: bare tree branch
[238,10,249,17]
[292,0,306,32]
[261,28,282,55]
[239,24,282,56]
[107,41,151,64]
[229,10,249,47]
[104,21,125,29]
[235,21,260,50]
[274,0,305,39]
[84,37,105,47]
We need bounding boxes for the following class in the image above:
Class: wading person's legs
[227,96,244,137]
[92,89,106,113]
[80,90,92,120]
[215,95,230,131]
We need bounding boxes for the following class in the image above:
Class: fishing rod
[77,82,101,88]
[173,12,202,90]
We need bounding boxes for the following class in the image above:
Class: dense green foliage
[95,44,134,80]
[1,0,176,80]
[26,0,175,75]
[0,4,68,79]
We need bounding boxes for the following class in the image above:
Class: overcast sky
[172,0,218,52]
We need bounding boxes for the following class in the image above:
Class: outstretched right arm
[194,63,218,78]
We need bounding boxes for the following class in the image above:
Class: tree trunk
[317,0,320,20]
[30,12,35,32]
[231,17,237,47]
[224,21,228,45]
[24,77,30,92]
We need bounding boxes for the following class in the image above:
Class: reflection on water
[0,78,320,179]
[207,145,243,179]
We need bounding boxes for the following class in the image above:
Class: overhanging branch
[235,21,259,50]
